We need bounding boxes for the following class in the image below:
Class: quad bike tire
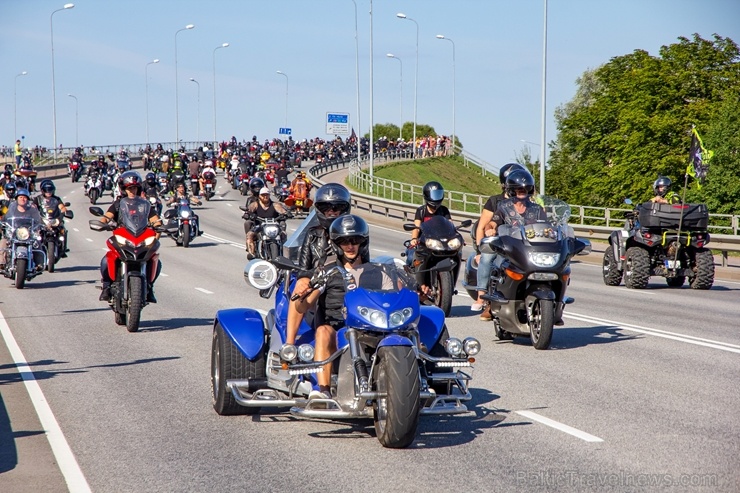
[373,346,420,448]
[602,246,623,286]
[624,246,650,289]
[689,248,714,290]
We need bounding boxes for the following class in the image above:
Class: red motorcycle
[201,169,217,201]
[89,198,170,332]
[68,160,82,183]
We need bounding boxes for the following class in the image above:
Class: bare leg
[285,277,310,345]
[314,324,337,389]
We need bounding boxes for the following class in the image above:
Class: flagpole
[675,125,695,268]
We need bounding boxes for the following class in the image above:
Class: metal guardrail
[308,156,740,266]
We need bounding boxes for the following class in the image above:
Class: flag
[350,127,357,142]
[686,127,713,188]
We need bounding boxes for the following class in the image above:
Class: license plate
[664,260,680,269]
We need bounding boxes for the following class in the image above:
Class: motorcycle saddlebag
[638,202,708,230]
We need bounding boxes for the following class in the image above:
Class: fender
[418,305,445,350]
[377,334,414,348]
[216,308,267,361]
[608,230,625,264]
[526,284,556,302]
[15,245,28,258]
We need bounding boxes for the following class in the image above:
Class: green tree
[548,34,740,211]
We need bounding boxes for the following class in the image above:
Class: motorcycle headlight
[143,236,156,246]
[463,337,481,356]
[114,234,128,245]
[425,238,445,250]
[447,237,462,250]
[357,306,387,328]
[388,307,415,328]
[528,252,560,267]
[264,225,280,238]
[279,344,298,362]
[180,210,191,218]
[297,344,315,362]
[15,227,30,240]
[444,338,463,357]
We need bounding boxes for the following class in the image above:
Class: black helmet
[40,179,56,194]
[653,176,672,197]
[422,181,445,209]
[314,183,352,228]
[118,171,143,193]
[145,172,157,186]
[504,169,536,197]
[4,182,17,199]
[498,162,527,185]
[15,188,30,199]
[329,214,369,258]
[249,177,265,196]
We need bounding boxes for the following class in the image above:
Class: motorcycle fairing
[377,334,414,348]
[418,305,446,350]
[216,308,267,361]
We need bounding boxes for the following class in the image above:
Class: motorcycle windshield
[118,197,151,237]
[4,202,42,224]
[497,196,570,243]
[349,262,414,293]
[419,215,457,238]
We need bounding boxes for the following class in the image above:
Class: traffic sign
[326,112,350,135]
[279,128,292,135]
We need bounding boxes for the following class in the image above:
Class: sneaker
[308,389,331,400]
[479,304,492,321]
[471,301,484,312]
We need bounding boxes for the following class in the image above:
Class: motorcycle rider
[198,161,217,199]
[242,177,266,247]
[471,163,526,313]
[33,180,70,257]
[245,187,289,260]
[97,171,162,303]
[166,181,203,208]
[407,181,451,266]
[292,214,370,400]
[650,176,679,204]
[68,147,85,175]
[187,158,202,195]
[0,188,44,271]
[275,162,290,185]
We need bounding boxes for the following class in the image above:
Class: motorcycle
[603,199,714,289]
[40,201,73,273]
[189,173,200,196]
[201,169,217,201]
[238,173,250,196]
[211,256,479,448]
[69,159,82,183]
[163,197,200,248]
[240,208,291,260]
[89,201,169,332]
[85,171,104,204]
[156,172,169,195]
[463,197,588,349]
[402,217,472,316]
[169,168,186,193]
[0,207,47,289]
[274,179,290,203]
[147,194,163,217]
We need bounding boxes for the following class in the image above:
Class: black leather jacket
[298,226,370,274]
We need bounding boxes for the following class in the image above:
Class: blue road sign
[279,128,292,135]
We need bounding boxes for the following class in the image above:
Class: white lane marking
[372,248,388,253]
[202,232,243,249]
[195,287,214,294]
[101,248,108,252]
[85,238,93,242]
[515,410,603,443]
[618,287,656,295]
[160,273,169,277]
[73,228,79,232]
[0,309,92,492]
[227,203,232,207]
[565,312,740,353]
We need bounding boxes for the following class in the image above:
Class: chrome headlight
[447,237,462,250]
[15,227,30,240]
[180,210,191,218]
[297,344,315,362]
[463,337,481,356]
[263,224,280,238]
[44,218,60,227]
[425,238,445,250]
[388,307,415,328]
[357,306,387,328]
[444,338,463,357]
[143,236,156,246]
[279,344,298,362]
[528,252,560,267]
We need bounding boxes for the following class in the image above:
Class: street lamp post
[276,71,289,129]
[396,12,418,158]
[212,42,229,145]
[540,0,548,195]
[14,71,28,141]
[350,0,361,161]
[67,93,78,147]
[189,78,200,143]
[386,54,403,141]
[175,24,195,144]
[51,3,74,164]
[436,34,455,155]
[145,59,159,144]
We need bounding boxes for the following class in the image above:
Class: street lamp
[175,23,195,144]
[350,0,361,160]
[212,42,229,145]
[145,59,159,144]
[436,34,455,155]
[67,93,78,147]
[540,0,548,195]
[14,71,28,141]
[386,54,403,141]
[276,71,289,129]
[190,78,200,143]
[396,12,418,158]
[51,3,74,164]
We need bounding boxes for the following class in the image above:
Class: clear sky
[2,0,739,169]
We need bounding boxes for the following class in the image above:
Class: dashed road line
[195,287,214,294]
[515,410,603,442]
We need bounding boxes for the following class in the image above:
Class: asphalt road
[1,171,739,492]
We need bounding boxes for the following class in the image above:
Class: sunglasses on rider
[337,236,363,246]
[316,203,346,214]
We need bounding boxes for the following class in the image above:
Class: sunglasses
[337,236,362,246]
[316,203,346,214]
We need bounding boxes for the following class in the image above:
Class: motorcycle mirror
[480,236,506,255]
[458,219,473,228]
[88,219,108,231]
[271,255,298,271]
[239,206,248,212]
[575,238,592,256]
[64,210,74,219]
[429,258,456,273]
[244,259,279,290]
[89,206,104,217]
[64,202,71,207]
[403,223,417,232]
[163,210,175,219]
